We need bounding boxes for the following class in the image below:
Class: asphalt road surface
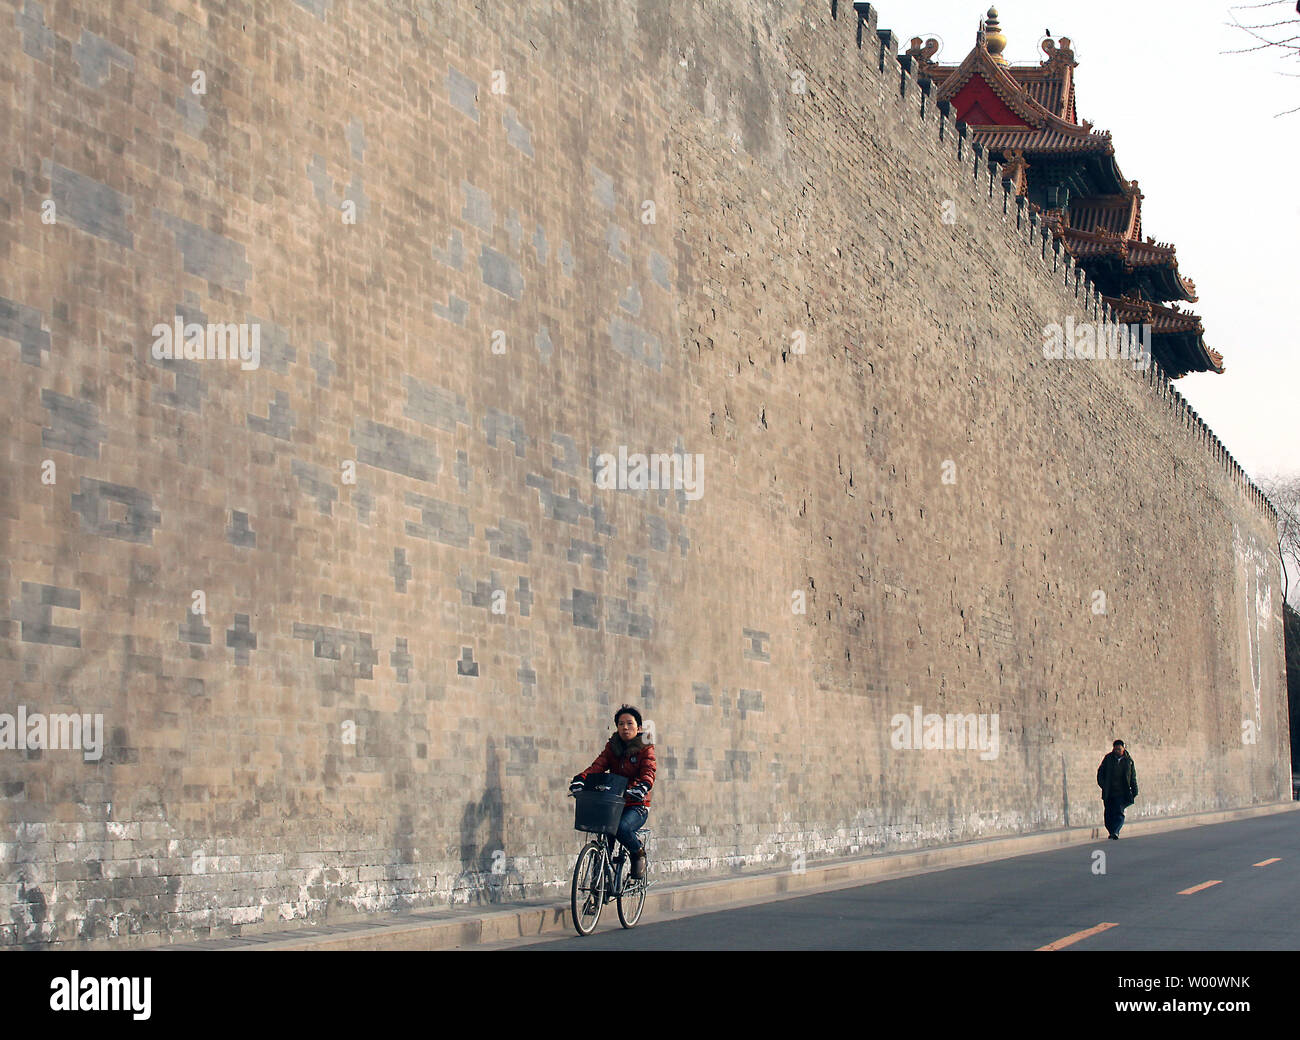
[495,812,1299,950]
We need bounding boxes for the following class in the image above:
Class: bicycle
[568,775,649,935]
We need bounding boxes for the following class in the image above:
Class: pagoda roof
[905,10,1217,372]
[1105,295,1225,377]
[920,32,1111,157]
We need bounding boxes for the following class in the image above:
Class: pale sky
[892,0,1300,485]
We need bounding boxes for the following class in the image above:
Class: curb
[189,800,1299,951]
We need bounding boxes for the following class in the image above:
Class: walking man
[1097,739,1138,839]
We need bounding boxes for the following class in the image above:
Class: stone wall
[0,0,1288,947]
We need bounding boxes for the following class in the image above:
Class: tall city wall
[0,0,1289,947]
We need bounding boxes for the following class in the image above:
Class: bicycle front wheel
[570,842,606,936]
[617,860,646,928]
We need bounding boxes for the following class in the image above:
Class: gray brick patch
[74,29,134,88]
[517,577,533,617]
[353,488,373,524]
[447,65,479,122]
[159,212,252,292]
[226,614,257,666]
[306,154,333,205]
[619,282,642,316]
[456,568,502,610]
[693,682,712,705]
[526,474,590,526]
[640,672,656,709]
[40,389,107,459]
[11,582,80,648]
[293,0,330,18]
[247,390,294,441]
[226,510,256,548]
[567,538,607,571]
[17,1,55,61]
[506,736,537,776]
[609,316,663,370]
[559,240,575,278]
[461,181,493,232]
[247,318,295,374]
[535,325,553,364]
[533,224,548,264]
[486,519,532,563]
[405,492,471,548]
[606,598,652,639]
[650,250,672,290]
[606,224,629,264]
[310,342,336,388]
[431,229,464,271]
[391,548,411,593]
[742,628,771,663]
[457,646,479,676]
[49,163,133,249]
[479,246,524,301]
[352,420,440,483]
[433,293,468,326]
[391,638,412,683]
[404,375,469,431]
[0,296,50,366]
[290,459,338,515]
[455,450,471,492]
[292,623,376,678]
[506,209,523,252]
[346,117,365,161]
[567,588,600,630]
[592,166,615,210]
[483,408,528,457]
[70,478,162,544]
[503,108,533,156]
[551,433,579,475]
[738,688,765,717]
[178,608,211,646]
[177,93,207,137]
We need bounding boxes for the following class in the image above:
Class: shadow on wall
[451,739,525,904]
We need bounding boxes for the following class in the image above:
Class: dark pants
[606,805,648,857]
[1104,796,1129,836]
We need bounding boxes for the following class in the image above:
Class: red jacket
[579,732,656,807]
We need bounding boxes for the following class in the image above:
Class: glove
[569,775,585,796]
[627,783,649,802]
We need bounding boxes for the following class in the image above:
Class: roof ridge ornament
[984,7,1009,65]
[1041,36,1077,67]
[905,36,941,74]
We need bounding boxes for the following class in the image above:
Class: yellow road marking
[1177,880,1221,895]
[1036,922,1119,950]
[1253,858,1280,867]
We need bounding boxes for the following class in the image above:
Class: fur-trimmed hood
[607,730,654,757]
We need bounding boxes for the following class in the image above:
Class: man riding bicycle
[570,705,655,879]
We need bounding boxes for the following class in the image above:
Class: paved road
[498,813,1299,950]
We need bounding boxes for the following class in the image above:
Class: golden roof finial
[984,6,1009,64]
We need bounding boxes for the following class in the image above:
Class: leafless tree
[1259,473,1300,606]
[1226,1,1300,115]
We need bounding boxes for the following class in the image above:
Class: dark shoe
[631,851,646,879]
[1108,833,1118,840]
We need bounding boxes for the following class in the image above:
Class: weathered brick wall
[0,0,1288,947]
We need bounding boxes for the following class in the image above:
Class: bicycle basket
[573,773,628,835]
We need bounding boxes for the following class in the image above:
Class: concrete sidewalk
[156,801,1299,951]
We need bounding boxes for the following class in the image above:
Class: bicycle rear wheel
[570,841,606,936]
[617,857,646,928]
